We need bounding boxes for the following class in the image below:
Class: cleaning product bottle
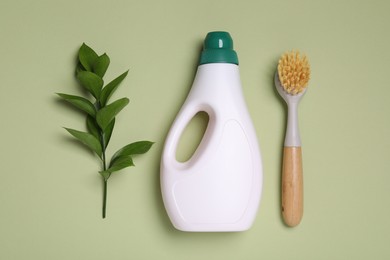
[161,31,263,232]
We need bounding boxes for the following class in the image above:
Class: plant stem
[101,149,108,218]
[103,178,107,218]
[100,119,108,219]
[101,141,108,219]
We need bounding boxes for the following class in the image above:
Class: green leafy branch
[58,43,154,218]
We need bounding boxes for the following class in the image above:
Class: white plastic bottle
[161,31,263,232]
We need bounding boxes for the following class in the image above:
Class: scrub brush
[274,50,310,227]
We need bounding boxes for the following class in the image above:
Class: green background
[1,0,389,259]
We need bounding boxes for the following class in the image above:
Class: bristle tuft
[277,50,310,94]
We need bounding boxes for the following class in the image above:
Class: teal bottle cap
[199,31,239,65]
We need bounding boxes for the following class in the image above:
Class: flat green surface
[1,0,389,259]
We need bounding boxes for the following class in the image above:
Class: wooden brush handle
[282,146,303,227]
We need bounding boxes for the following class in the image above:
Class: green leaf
[107,156,134,173]
[86,112,115,149]
[110,141,154,166]
[100,70,128,106]
[78,43,98,72]
[96,98,129,130]
[99,156,134,180]
[93,53,110,78]
[104,118,115,148]
[64,128,102,157]
[76,62,85,75]
[86,115,100,140]
[57,93,96,117]
[77,71,103,99]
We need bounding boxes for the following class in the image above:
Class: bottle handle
[162,101,212,172]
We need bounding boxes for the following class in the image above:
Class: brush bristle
[277,50,311,95]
